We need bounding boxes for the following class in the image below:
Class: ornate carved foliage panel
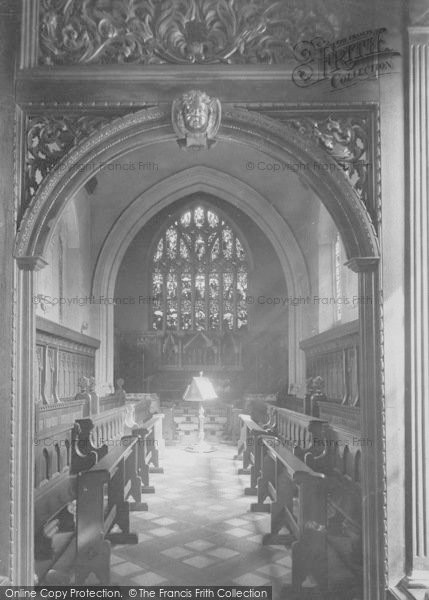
[25,114,114,209]
[244,105,378,225]
[36,0,398,67]
[290,115,371,213]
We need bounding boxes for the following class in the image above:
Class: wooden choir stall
[235,321,362,598]
[34,322,165,586]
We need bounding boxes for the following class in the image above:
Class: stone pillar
[403,26,429,590]
[95,303,115,396]
[0,1,21,582]
[346,257,385,600]
[288,294,309,397]
[15,257,47,585]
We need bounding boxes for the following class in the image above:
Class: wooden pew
[125,403,164,492]
[266,403,328,460]
[34,473,77,584]
[91,403,165,494]
[253,437,328,593]
[34,418,78,583]
[306,403,363,589]
[236,413,277,495]
[70,418,108,474]
[130,415,165,495]
[231,407,243,444]
[264,402,363,596]
[36,434,145,584]
[34,408,148,584]
[74,435,144,584]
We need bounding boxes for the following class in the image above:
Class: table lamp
[183,372,217,453]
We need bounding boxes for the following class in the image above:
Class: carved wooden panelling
[36,0,383,67]
[24,114,112,210]
[300,320,359,405]
[289,115,371,212]
[244,106,376,222]
[136,330,243,370]
[22,107,377,234]
[36,399,86,436]
[35,316,99,403]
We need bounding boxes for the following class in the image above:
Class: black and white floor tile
[109,443,293,599]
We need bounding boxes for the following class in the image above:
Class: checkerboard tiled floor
[109,443,293,598]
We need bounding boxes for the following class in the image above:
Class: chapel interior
[1,1,428,599]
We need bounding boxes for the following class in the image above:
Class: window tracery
[151,204,248,332]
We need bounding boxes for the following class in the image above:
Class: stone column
[346,257,385,600]
[403,26,429,590]
[15,257,47,585]
[95,302,115,396]
[0,1,21,583]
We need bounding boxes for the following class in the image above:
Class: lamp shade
[183,374,218,402]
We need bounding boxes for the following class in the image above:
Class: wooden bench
[34,410,148,584]
[130,414,165,495]
[70,418,108,474]
[88,403,165,493]
[34,472,77,584]
[235,413,277,495]
[74,435,145,584]
[224,404,242,444]
[305,409,363,589]
[264,402,363,596]
[34,418,78,583]
[266,403,328,459]
[252,437,328,593]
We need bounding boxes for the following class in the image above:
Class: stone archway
[14,104,382,598]
[91,166,311,397]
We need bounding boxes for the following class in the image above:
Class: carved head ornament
[172,90,221,150]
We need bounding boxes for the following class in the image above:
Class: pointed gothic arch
[91,166,310,394]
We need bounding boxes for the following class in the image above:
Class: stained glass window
[151,204,248,331]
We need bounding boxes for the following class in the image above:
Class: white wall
[35,187,96,336]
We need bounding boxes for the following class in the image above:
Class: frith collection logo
[292,28,400,90]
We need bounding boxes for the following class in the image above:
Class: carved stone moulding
[37,0,397,67]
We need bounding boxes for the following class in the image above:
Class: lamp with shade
[183,372,217,453]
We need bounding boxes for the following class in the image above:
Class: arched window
[151,204,248,332]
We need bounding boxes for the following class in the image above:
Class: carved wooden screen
[151,204,248,333]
